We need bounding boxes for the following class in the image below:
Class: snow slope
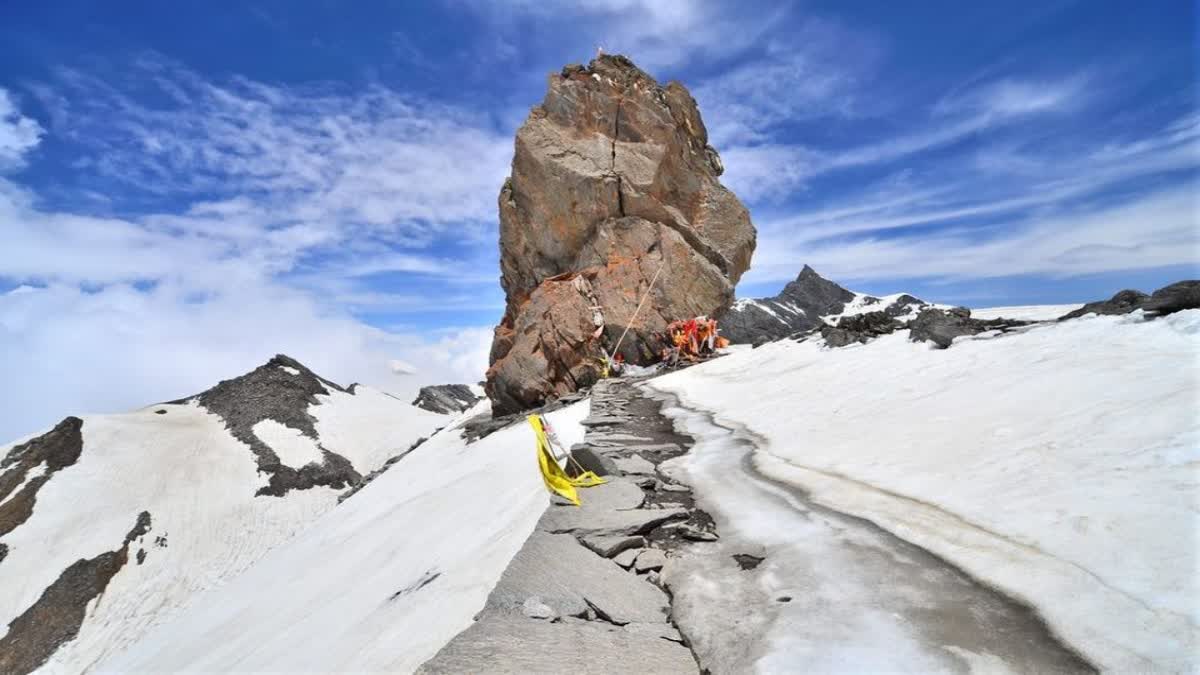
[0,374,446,673]
[970,304,1081,320]
[647,309,1199,672]
[99,400,589,673]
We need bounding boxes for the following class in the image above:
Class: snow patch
[971,304,1081,321]
[312,385,446,472]
[278,365,301,376]
[251,419,324,467]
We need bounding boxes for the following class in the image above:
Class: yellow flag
[528,415,606,506]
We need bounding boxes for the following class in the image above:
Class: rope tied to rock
[605,261,665,370]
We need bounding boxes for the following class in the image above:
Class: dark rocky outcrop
[720,266,929,344]
[909,308,1031,349]
[1058,290,1150,321]
[0,417,84,538]
[183,354,361,497]
[0,511,151,675]
[486,55,757,415]
[820,311,905,348]
[412,385,481,415]
[1059,281,1200,320]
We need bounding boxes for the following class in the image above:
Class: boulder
[909,308,1030,349]
[1059,281,1200,320]
[820,311,904,348]
[566,444,620,478]
[1058,289,1151,321]
[486,55,757,415]
[1145,280,1200,315]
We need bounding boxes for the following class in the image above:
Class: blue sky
[0,0,1196,442]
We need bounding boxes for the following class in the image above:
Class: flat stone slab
[589,432,656,443]
[581,534,645,558]
[613,548,643,569]
[635,549,668,572]
[541,504,687,537]
[568,444,620,477]
[550,477,645,512]
[482,531,670,625]
[624,443,683,455]
[581,415,628,426]
[418,616,696,674]
[614,454,657,476]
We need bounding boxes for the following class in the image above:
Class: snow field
[648,310,1199,671]
[100,399,590,672]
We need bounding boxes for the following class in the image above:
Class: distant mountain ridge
[718,265,929,344]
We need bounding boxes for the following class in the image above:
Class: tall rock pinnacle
[486,55,757,414]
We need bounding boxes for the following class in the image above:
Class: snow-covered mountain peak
[0,355,452,674]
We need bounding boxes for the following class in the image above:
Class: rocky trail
[419,377,713,673]
[423,371,1101,673]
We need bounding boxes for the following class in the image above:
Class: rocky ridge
[719,265,928,344]
[180,354,361,497]
[411,384,481,415]
[420,378,718,673]
[486,54,756,415]
[1058,281,1200,320]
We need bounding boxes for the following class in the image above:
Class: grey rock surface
[613,454,657,476]
[613,548,642,569]
[634,548,667,572]
[581,534,646,558]
[521,597,557,621]
[1059,281,1199,320]
[411,384,480,414]
[417,617,696,674]
[566,444,619,478]
[909,307,1030,349]
[480,531,671,624]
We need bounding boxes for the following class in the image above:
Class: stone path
[422,374,1095,673]
[417,378,711,674]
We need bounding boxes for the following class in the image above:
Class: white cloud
[42,61,513,242]
[0,88,43,171]
[460,0,780,70]
[747,183,1198,287]
[935,75,1089,118]
[0,278,493,444]
[746,111,1200,258]
[695,21,881,148]
[0,66,507,444]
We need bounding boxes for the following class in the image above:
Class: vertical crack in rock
[0,417,84,538]
[178,355,361,497]
[0,511,151,675]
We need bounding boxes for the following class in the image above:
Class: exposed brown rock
[487,55,756,414]
[0,511,151,675]
[0,417,84,538]
[182,354,362,497]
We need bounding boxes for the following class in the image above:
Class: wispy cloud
[743,108,1200,287]
[0,67,509,442]
[0,89,43,171]
[770,184,1198,283]
[457,0,783,70]
[718,72,1094,202]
